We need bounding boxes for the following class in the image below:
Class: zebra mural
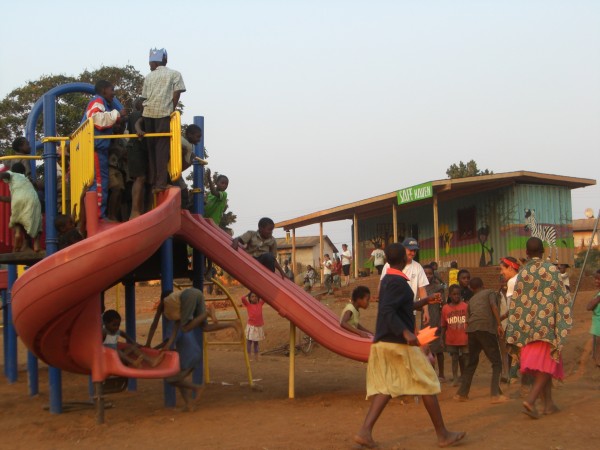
[524,209,558,262]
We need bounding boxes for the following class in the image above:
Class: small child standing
[304,265,316,292]
[558,263,571,292]
[0,163,42,252]
[340,286,373,338]
[332,257,343,289]
[102,309,163,367]
[441,285,469,386]
[322,254,333,294]
[423,264,447,381]
[241,292,266,361]
[457,269,473,302]
[448,261,459,287]
[586,269,600,367]
[454,277,507,404]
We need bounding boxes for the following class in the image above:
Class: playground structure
[2,83,372,422]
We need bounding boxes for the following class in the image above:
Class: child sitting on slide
[102,309,164,368]
[232,217,287,279]
[340,286,373,338]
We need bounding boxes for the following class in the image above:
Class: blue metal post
[27,352,39,396]
[160,238,176,407]
[191,116,205,386]
[124,282,137,391]
[2,290,7,377]
[43,93,61,413]
[5,265,18,383]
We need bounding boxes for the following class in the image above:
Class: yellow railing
[91,111,182,182]
[173,279,254,387]
[168,111,182,182]
[3,141,69,214]
[17,111,183,221]
[69,119,96,222]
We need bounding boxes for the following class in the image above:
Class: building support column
[292,228,297,277]
[392,203,398,243]
[319,222,324,280]
[433,193,440,263]
[353,213,359,279]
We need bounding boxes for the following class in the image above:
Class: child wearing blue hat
[141,48,186,193]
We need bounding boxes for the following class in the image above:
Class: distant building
[276,171,596,273]
[573,218,599,250]
[275,235,338,276]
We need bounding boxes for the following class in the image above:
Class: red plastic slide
[11,187,371,384]
[10,190,182,381]
[177,212,372,362]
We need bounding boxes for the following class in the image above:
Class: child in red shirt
[241,292,265,361]
[441,284,469,386]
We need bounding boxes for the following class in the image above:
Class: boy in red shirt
[441,285,469,386]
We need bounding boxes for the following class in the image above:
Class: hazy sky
[1,0,598,249]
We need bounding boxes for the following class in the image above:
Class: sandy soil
[1,283,599,450]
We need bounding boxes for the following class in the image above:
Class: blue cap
[149,48,167,62]
[402,237,419,250]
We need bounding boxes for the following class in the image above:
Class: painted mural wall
[356,184,574,268]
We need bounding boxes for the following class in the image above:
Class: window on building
[457,207,476,240]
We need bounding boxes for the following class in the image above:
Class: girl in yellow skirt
[354,243,466,448]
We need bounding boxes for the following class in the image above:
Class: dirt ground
[1,283,600,450]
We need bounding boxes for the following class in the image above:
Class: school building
[275,171,596,276]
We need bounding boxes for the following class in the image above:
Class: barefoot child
[558,263,571,292]
[0,163,42,252]
[102,309,164,367]
[423,264,446,381]
[232,217,287,278]
[241,292,266,361]
[457,269,473,302]
[146,288,241,410]
[586,269,600,367]
[506,238,572,419]
[441,285,469,386]
[340,286,373,338]
[454,277,507,404]
[354,243,465,448]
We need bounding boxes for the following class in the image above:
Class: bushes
[574,247,600,272]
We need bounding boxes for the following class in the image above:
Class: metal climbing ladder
[174,278,253,387]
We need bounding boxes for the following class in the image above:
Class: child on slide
[232,217,287,279]
[340,286,373,338]
[102,310,164,368]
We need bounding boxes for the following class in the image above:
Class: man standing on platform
[142,48,186,193]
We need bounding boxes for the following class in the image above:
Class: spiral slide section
[177,212,372,362]
[11,189,182,380]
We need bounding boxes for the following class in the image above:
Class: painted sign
[397,182,433,205]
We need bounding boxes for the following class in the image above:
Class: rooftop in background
[276,171,596,230]
[275,236,338,254]
[573,217,598,232]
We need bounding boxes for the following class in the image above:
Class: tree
[0,65,150,154]
[446,160,493,179]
